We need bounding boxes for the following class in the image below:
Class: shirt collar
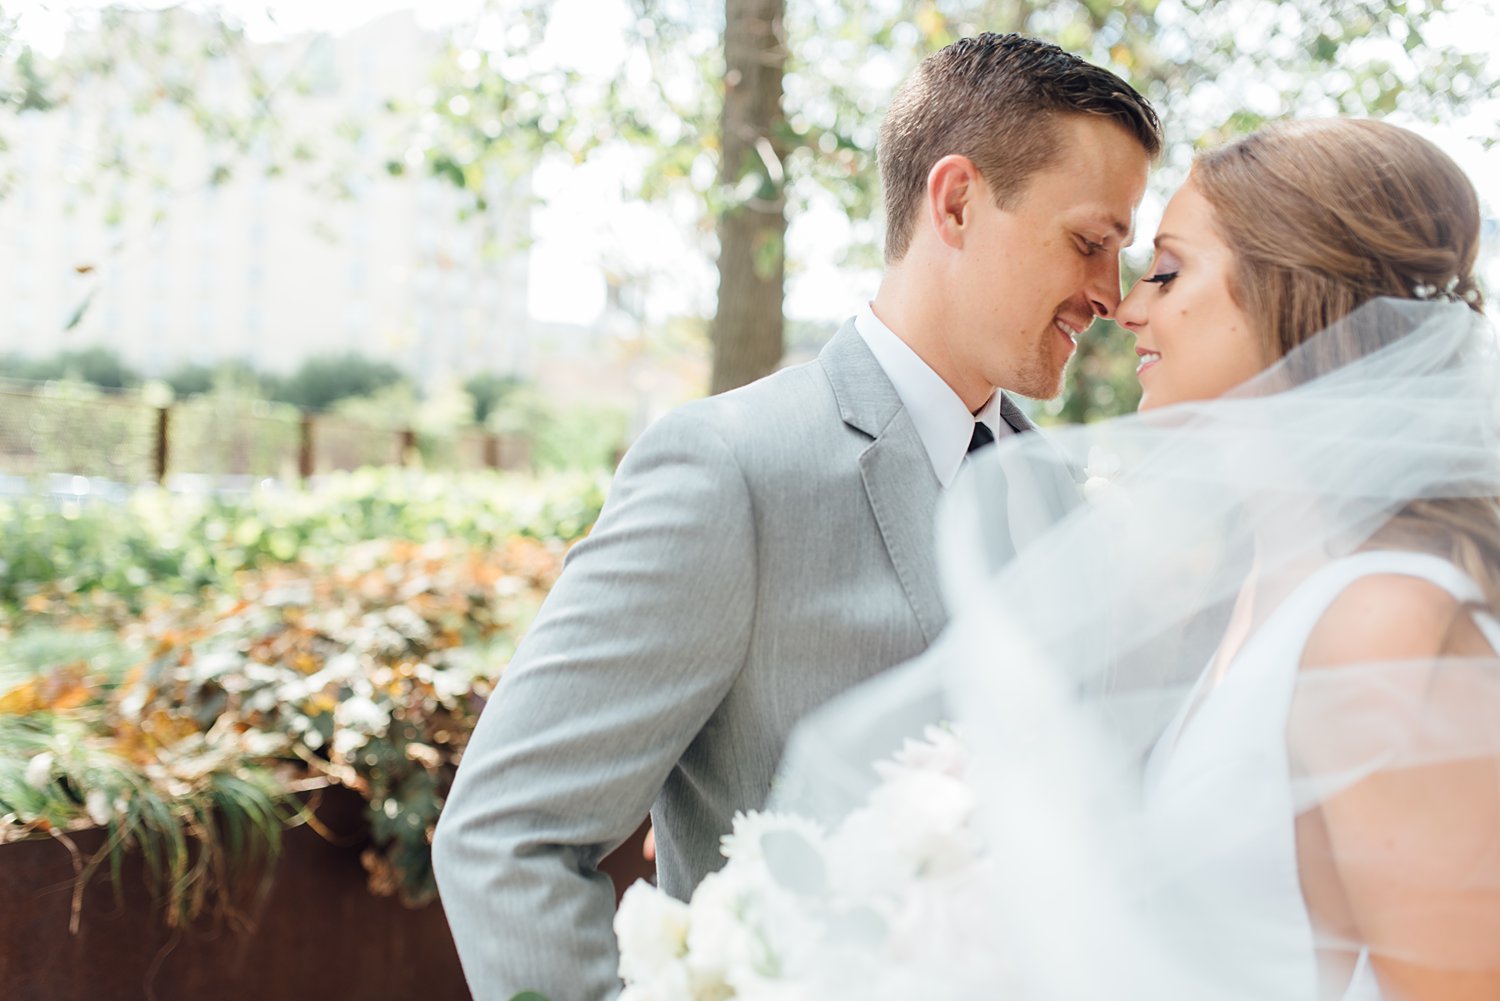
[854,303,1006,489]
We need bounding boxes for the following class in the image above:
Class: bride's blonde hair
[1194,118,1500,609]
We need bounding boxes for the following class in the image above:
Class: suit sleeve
[432,408,757,1001]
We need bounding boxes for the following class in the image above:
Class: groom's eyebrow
[1090,215,1131,241]
[1102,216,1133,245]
[1077,211,1132,243]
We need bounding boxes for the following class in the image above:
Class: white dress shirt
[854,303,1008,488]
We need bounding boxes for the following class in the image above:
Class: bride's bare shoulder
[1300,572,1477,669]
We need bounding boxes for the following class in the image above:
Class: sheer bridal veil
[771,297,1500,999]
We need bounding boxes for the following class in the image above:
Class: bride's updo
[1193,118,1484,362]
[1195,118,1499,608]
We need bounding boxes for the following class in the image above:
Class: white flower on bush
[315,652,363,685]
[330,728,368,758]
[189,649,246,685]
[24,751,54,790]
[85,788,114,827]
[334,693,389,734]
[328,692,392,758]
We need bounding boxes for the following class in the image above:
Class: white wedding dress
[769,302,1500,1000]
[1142,549,1500,1001]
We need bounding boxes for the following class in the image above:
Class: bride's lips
[1136,348,1161,375]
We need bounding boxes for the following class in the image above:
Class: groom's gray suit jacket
[432,320,1038,1001]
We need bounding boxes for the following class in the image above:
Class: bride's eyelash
[1142,271,1179,286]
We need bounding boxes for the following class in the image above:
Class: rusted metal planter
[1,785,654,1001]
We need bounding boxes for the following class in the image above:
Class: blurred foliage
[2,516,579,920]
[416,0,1497,418]
[167,387,304,479]
[1,347,630,476]
[488,384,630,472]
[464,371,525,424]
[162,359,266,399]
[0,5,328,214]
[0,470,602,920]
[0,377,160,480]
[0,700,298,932]
[0,468,608,615]
[3,1,1494,419]
[274,353,411,412]
[0,347,142,389]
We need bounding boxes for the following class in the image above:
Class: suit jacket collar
[999,392,1038,436]
[820,318,1040,441]
[818,319,904,439]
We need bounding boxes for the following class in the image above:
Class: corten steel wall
[1,784,656,1001]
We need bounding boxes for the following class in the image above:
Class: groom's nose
[1086,254,1124,319]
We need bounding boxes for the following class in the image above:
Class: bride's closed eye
[1140,249,1182,289]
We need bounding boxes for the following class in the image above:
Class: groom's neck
[872,261,992,413]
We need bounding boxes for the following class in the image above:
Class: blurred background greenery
[1,0,1495,450]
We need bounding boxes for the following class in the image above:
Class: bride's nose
[1116,280,1148,331]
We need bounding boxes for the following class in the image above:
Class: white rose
[847,770,979,883]
[876,726,968,781]
[615,880,691,984]
[685,866,764,983]
[617,960,695,1001]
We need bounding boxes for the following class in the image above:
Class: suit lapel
[820,323,948,644]
[859,425,947,642]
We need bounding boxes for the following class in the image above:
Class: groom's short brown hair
[879,33,1162,262]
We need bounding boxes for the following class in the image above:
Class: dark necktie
[968,421,995,455]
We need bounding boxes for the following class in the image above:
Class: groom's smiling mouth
[1053,316,1084,349]
[1136,348,1161,375]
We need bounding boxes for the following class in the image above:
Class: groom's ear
[926,154,983,251]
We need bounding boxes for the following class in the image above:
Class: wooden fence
[0,384,530,485]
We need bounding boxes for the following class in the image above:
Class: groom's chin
[1033,365,1071,403]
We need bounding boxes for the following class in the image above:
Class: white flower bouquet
[614,726,1007,1000]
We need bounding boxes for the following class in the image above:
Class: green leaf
[63,288,97,331]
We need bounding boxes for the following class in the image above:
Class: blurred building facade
[0,11,532,389]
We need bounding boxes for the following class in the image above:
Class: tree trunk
[709,0,787,395]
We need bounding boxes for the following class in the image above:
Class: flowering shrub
[0,471,597,926]
[0,467,605,617]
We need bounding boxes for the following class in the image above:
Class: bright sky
[11,0,1500,328]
